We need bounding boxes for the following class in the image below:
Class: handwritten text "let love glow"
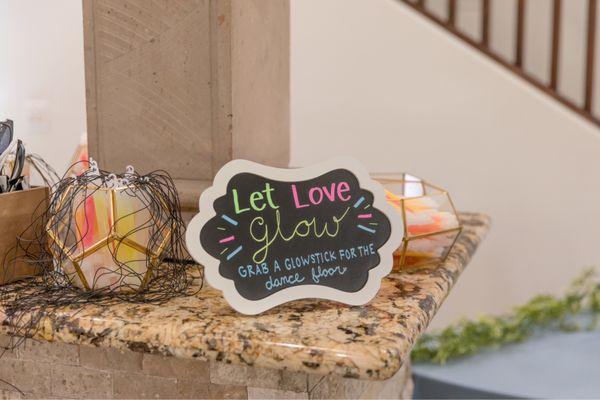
[231,181,353,263]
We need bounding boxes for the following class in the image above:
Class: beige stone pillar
[0,336,413,399]
[83,0,290,214]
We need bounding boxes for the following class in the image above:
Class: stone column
[0,336,413,399]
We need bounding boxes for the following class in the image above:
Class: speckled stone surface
[0,212,489,382]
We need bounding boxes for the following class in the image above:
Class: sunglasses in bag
[0,119,13,155]
[0,121,27,192]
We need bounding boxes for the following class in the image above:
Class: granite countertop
[0,212,489,381]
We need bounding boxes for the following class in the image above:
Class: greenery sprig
[412,268,600,364]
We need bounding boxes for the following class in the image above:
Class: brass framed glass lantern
[372,173,462,271]
[46,183,172,293]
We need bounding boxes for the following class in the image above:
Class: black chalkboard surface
[186,159,403,314]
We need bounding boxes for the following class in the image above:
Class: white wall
[0,0,86,175]
[291,0,600,328]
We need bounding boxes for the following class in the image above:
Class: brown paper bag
[0,187,49,284]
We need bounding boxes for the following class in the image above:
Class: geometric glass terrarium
[372,173,462,271]
[46,179,172,293]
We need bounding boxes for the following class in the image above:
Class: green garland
[411,268,600,364]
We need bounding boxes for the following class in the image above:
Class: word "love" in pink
[291,181,352,209]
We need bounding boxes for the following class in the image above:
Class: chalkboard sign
[186,158,403,314]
